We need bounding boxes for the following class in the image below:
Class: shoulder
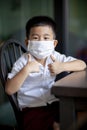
[52,51,63,60]
[13,53,28,68]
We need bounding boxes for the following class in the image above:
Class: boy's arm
[60,59,86,72]
[5,54,39,95]
[48,55,86,75]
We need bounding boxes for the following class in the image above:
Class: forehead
[30,26,54,36]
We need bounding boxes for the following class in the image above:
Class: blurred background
[0,0,87,128]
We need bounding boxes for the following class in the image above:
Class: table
[51,69,87,130]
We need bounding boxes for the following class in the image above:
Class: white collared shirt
[8,51,76,109]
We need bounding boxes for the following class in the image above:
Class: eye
[44,37,50,40]
[32,36,39,40]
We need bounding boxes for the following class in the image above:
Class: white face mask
[27,40,55,59]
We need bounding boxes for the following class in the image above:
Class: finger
[50,55,56,62]
[27,54,31,62]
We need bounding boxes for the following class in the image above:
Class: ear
[54,40,58,48]
[25,38,29,47]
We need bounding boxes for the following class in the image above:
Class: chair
[0,39,27,130]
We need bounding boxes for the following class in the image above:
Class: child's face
[26,26,58,60]
[29,26,54,41]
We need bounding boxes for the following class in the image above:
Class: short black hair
[26,16,57,39]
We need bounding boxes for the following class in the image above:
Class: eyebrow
[31,34,51,37]
[44,34,51,36]
[31,34,39,36]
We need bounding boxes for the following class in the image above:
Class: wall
[0,0,54,44]
[68,0,87,57]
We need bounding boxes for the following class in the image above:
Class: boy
[5,16,86,130]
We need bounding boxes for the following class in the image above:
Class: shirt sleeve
[7,53,28,79]
[54,51,77,62]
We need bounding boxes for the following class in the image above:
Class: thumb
[50,55,56,62]
[27,54,31,62]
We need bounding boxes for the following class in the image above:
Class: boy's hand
[48,55,64,75]
[26,54,40,73]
